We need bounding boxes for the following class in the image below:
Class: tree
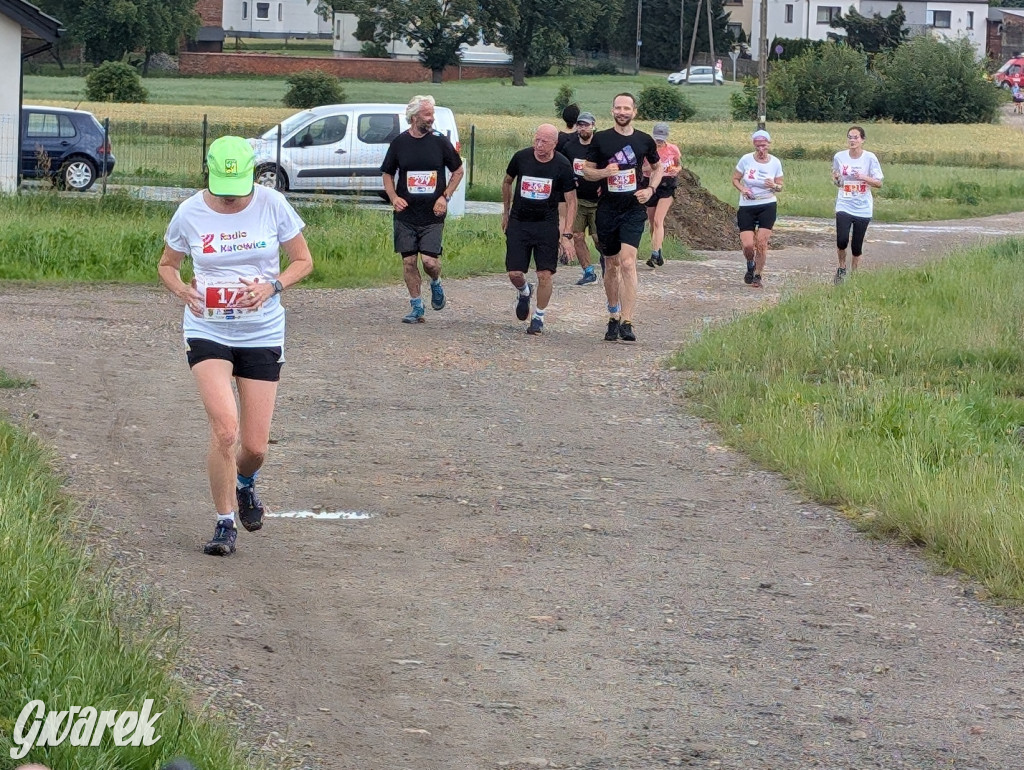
[319,0,481,82]
[830,4,908,55]
[136,0,199,74]
[478,0,601,85]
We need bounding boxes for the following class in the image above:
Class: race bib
[572,158,586,177]
[608,168,637,193]
[842,183,867,198]
[406,170,437,194]
[520,175,552,200]
[202,282,265,322]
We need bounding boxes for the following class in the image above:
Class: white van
[248,103,467,215]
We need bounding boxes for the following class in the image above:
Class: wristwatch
[444,192,452,201]
[272,279,284,295]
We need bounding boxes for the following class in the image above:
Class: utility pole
[757,0,768,129]
[635,0,644,75]
[679,0,685,69]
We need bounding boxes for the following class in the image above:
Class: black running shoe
[751,274,763,288]
[237,484,265,532]
[743,267,755,285]
[834,267,847,285]
[204,519,237,555]
[604,318,620,341]
[653,252,665,267]
[527,317,544,335]
[515,284,533,321]
[618,321,637,342]
[645,257,657,268]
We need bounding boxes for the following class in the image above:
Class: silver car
[667,66,724,85]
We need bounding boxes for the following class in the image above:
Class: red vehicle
[994,57,1024,89]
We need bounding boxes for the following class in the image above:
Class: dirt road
[3,212,1024,770]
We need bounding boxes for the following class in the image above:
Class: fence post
[101,117,109,196]
[201,114,208,187]
[275,124,283,190]
[469,124,475,189]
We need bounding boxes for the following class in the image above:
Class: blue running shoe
[204,519,237,556]
[515,284,533,321]
[527,317,544,335]
[402,306,425,323]
[237,483,265,532]
[576,271,598,286]
[430,281,446,311]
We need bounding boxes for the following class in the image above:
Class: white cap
[751,129,771,142]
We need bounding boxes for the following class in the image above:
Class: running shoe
[653,252,665,267]
[402,306,425,323]
[743,266,755,285]
[645,257,657,269]
[604,318,620,341]
[515,284,533,321]
[527,317,544,335]
[834,267,847,285]
[618,321,637,342]
[237,483,265,532]
[430,281,446,311]
[576,271,598,286]
[751,274,763,288]
[204,519,237,556]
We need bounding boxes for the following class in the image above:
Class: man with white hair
[381,95,465,323]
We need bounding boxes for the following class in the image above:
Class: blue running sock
[608,304,621,316]
[430,278,441,287]
[237,472,257,489]
[411,297,424,310]
[746,260,756,271]
[583,265,594,276]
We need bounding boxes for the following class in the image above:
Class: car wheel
[58,157,97,192]
[1002,81,1011,90]
[255,164,288,191]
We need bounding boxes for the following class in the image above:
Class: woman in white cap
[644,122,682,269]
[157,135,314,556]
[731,129,783,288]
[831,125,883,284]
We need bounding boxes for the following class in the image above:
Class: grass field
[673,238,1024,600]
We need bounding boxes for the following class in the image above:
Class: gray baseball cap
[652,122,670,141]
[576,111,596,125]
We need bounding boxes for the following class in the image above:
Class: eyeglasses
[847,135,862,140]
[576,122,593,127]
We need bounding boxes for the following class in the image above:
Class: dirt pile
[664,167,739,251]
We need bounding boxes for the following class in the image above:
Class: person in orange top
[643,122,682,268]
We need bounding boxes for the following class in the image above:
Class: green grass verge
[0,420,249,768]
[0,193,690,284]
[0,369,33,388]
[672,238,1024,600]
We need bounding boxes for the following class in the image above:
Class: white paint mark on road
[267,510,375,520]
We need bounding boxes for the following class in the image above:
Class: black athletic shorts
[505,218,559,274]
[394,220,444,258]
[596,204,647,255]
[186,338,284,382]
[645,177,678,207]
[736,202,777,232]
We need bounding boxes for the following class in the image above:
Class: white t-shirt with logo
[735,153,784,207]
[832,150,883,218]
[164,185,305,347]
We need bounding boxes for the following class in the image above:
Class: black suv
[21,105,116,192]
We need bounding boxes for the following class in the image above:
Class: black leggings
[835,211,871,257]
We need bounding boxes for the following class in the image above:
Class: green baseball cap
[207,136,255,197]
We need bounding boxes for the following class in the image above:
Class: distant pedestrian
[583,93,662,342]
[559,111,603,285]
[644,122,682,269]
[381,94,465,323]
[501,124,578,335]
[557,103,581,154]
[831,125,883,284]
[731,129,783,289]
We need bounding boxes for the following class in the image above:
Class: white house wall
[222,0,332,38]
[0,14,20,194]
[924,1,985,54]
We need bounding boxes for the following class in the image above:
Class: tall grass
[673,238,1024,599]
[0,421,249,768]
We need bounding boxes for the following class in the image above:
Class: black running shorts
[394,220,444,258]
[736,202,777,232]
[505,218,559,274]
[596,204,647,255]
[186,338,283,382]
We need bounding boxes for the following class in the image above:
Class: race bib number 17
[203,283,264,322]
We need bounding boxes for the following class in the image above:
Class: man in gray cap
[559,110,602,285]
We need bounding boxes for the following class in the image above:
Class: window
[26,113,76,139]
[816,6,841,23]
[358,114,400,144]
[928,10,951,28]
[967,11,973,29]
[256,2,270,19]
[727,22,744,39]
[278,3,283,21]
[785,4,793,23]
[242,1,248,19]
[291,116,348,147]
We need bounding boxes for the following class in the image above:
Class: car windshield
[997,61,1015,74]
[261,110,317,140]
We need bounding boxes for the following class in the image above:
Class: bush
[359,41,391,59]
[283,70,346,108]
[874,36,1000,124]
[765,42,876,122]
[637,84,696,121]
[84,61,148,103]
[555,84,575,116]
[577,58,620,75]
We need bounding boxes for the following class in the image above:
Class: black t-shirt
[505,148,576,223]
[585,128,660,212]
[380,130,463,225]
[560,136,601,202]
[556,130,576,154]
